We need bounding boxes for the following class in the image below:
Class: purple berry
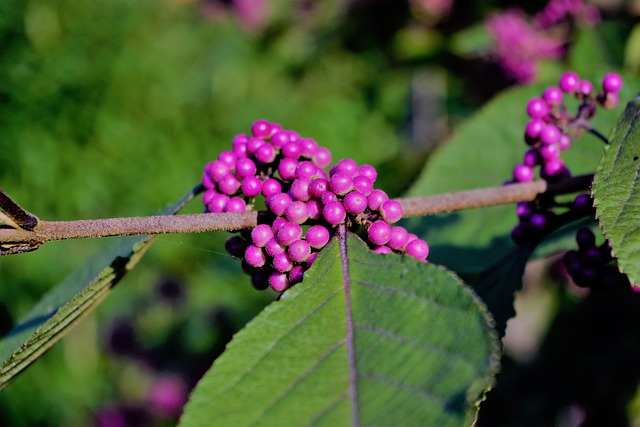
[232,138,248,159]
[573,193,592,212]
[306,252,318,267]
[268,193,293,216]
[542,86,563,105]
[524,119,545,144]
[323,201,347,225]
[309,178,329,198]
[353,175,373,196]
[368,220,391,246]
[235,158,257,179]
[251,119,272,138]
[543,158,565,177]
[207,194,230,213]
[276,222,303,246]
[344,191,368,214]
[218,151,237,167]
[225,197,246,213]
[331,158,359,178]
[285,201,310,224]
[513,164,534,183]
[516,202,532,219]
[288,239,311,262]
[329,172,354,196]
[321,192,338,205]
[295,161,318,180]
[272,217,288,234]
[261,178,282,197]
[576,227,596,250]
[358,164,377,183]
[530,212,548,229]
[289,265,305,285]
[202,172,215,189]
[278,158,298,181]
[559,71,580,93]
[526,98,549,119]
[218,174,241,195]
[540,125,561,145]
[270,131,290,148]
[388,226,409,251]
[312,147,332,168]
[255,144,277,164]
[269,272,289,292]
[558,134,571,151]
[578,80,593,96]
[307,199,323,220]
[225,235,247,258]
[540,143,560,160]
[203,189,218,205]
[289,178,311,201]
[245,245,266,268]
[246,137,265,155]
[602,73,622,93]
[374,245,393,254]
[380,200,403,223]
[367,189,389,211]
[281,142,302,159]
[272,252,294,272]
[523,149,541,167]
[241,176,262,197]
[406,239,429,260]
[265,237,286,257]
[251,224,274,247]
[299,138,318,158]
[206,160,230,181]
[305,225,330,249]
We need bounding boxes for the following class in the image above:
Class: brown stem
[0,175,593,254]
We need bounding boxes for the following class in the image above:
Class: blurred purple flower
[94,405,149,427]
[147,374,189,419]
[486,8,565,83]
[535,0,600,28]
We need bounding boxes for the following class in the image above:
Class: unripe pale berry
[323,201,347,225]
[368,220,391,246]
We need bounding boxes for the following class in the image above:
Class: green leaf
[0,185,200,389]
[179,231,499,427]
[593,97,640,287]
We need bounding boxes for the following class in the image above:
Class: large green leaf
[593,97,640,287]
[180,231,499,427]
[0,185,200,388]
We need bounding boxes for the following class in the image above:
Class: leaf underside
[593,96,640,286]
[179,231,499,427]
[0,185,200,389]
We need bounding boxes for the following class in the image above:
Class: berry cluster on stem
[202,120,428,292]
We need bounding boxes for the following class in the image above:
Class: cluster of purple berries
[202,120,429,292]
[562,228,630,290]
[510,71,623,245]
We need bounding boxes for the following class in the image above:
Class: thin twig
[0,175,593,254]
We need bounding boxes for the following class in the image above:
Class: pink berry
[202,189,218,206]
[218,174,241,195]
[523,149,541,167]
[329,172,354,196]
[270,131,290,148]
[526,98,549,118]
[271,217,288,234]
[272,252,294,272]
[269,272,289,292]
[513,164,534,182]
[307,252,318,267]
[380,200,403,224]
[321,192,338,205]
[268,193,292,216]
[312,147,332,168]
[524,119,545,144]
[542,86,563,105]
[289,178,311,201]
[323,201,347,225]
[245,245,266,268]
[344,191,368,214]
[309,178,329,198]
[368,220,391,246]
[288,239,311,262]
[578,80,593,96]
[202,172,215,190]
[367,189,389,211]
[225,197,246,213]
[261,178,282,197]
[251,120,272,138]
[246,137,265,155]
[602,73,622,93]
[540,143,560,160]
[559,134,571,151]
[281,142,302,159]
[353,175,373,196]
[251,224,274,247]
[299,138,318,157]
[218,151,237,167]
[388,226,409,251]
[295,161,318,180]
[289,265,305,285]
[543,158,566,176]
[358,164,377,183]
[232,138,248,159]
[278,158,298,181]
[373,245,393,254]
[255,144,277,164]
[331,158,359,178]
[276,222,303,246]
[406,239,429,260]
[206,160,230,181]
[241,176,262,197]
[285,201,310,224]
[305,225,330,249]
[559,71,580,93]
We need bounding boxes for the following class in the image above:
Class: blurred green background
[0,0,639,425]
